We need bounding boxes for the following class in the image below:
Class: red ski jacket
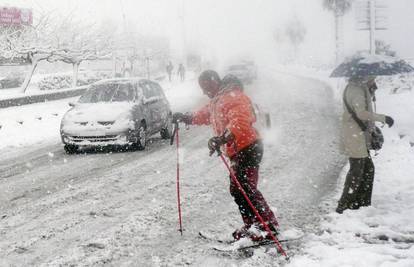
[192,84,260,157]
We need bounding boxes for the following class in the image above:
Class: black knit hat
[198,70,221,84]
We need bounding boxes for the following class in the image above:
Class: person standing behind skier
[173,70,279,241]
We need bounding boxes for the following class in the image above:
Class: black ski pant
[337,156,375,210]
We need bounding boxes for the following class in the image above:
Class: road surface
[0,70,345,266]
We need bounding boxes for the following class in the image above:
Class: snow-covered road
[0,70,345,266]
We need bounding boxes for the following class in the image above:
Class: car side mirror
[68,102,76,107]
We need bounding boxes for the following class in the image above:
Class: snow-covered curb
[0,85,88,101]
[288,128,414,267]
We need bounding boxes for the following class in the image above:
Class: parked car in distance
[226,63,257,84]
[241,60,258,79]
[60,78,172,154]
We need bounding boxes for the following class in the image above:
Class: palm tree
[323,0,353,63]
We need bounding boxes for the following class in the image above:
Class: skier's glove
[208,130,234,156]
[385,116,394,128]
[172,112,192,125]
[208,136,225,156]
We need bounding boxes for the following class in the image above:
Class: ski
[212,239,295,252]
[198,231,234,244]
[200,230,303,254]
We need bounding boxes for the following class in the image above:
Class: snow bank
[287,71,414,267]
[0,97,76,151]
[377,75,414,144]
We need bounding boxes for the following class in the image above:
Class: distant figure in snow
[177,63,186,82]
[337,76,394,214]
[166,61,174,82]
[172,70,279,241]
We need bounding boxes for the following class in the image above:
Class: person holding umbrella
[331,53,414,214]
[337,75,393,213]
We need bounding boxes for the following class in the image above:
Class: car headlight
[114,112,134,129]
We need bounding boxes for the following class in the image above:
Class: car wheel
[64,144,78,154]
[160,115,173,139]
[134,124,147,150]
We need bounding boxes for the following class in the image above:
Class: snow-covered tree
[0,15,58,92]
[48,19,114,87]
[285,17,307,57]
[0,14,114,92]
[113,28,170,78]
[323,0,353,63]
[375,40,396,57]
[273,17,307,63]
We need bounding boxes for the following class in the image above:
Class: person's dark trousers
[337,156,375,213]
[357,156,375,206]
[229,140,279,228]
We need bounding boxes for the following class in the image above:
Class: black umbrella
[330,53,414,78]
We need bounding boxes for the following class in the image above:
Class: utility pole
[356,0,388,55]
[146,56,150,79]
[335,9,344,63]
[180,0,186,64]
[369,0,376,54]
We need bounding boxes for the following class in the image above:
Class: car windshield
[228,65,247,71]
[78,83,135,103]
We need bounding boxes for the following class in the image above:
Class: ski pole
[171,122,183,235]
[219,154,288,260]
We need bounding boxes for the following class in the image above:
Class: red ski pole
[175,124,183,235]
[219,154,288,259]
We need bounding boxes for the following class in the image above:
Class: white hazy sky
[1,0,414,65]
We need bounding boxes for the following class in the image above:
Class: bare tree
[323,0,353,63]
[285,16,307,58]
[113,27,170,78]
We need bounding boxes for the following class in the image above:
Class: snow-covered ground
[0,97,76,152]
[0,73,76,100]
[0,69,345,266]
[376,76,414,144]
[289,128,414,267]
[1,66,412,266]
[287,72,414,267]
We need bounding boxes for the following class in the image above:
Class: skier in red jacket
[173,70,279,241]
